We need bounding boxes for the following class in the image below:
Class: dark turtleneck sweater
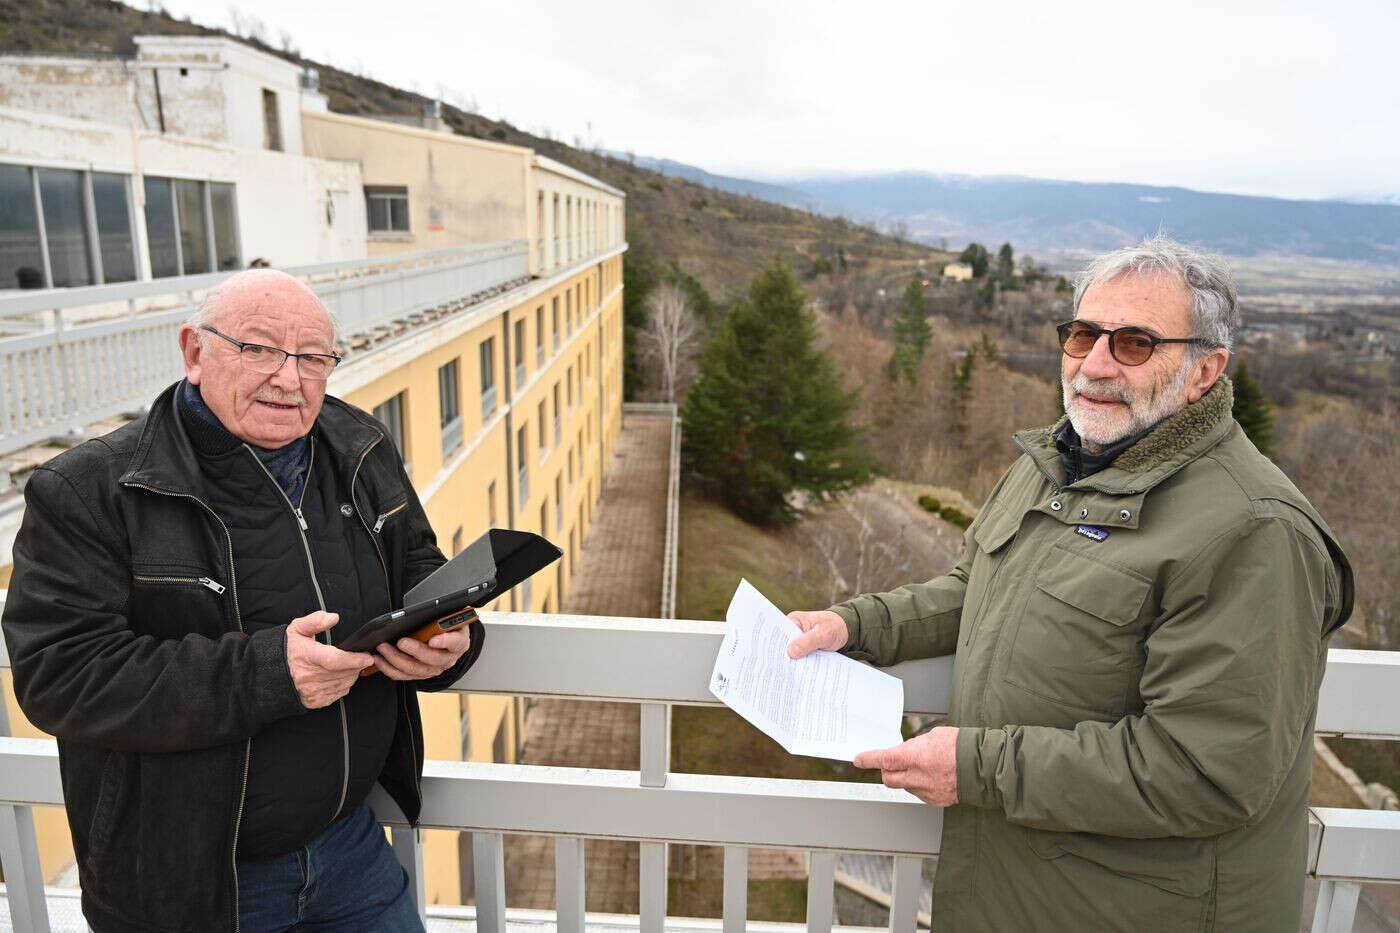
[1053,420,1154,484]
[178,379,311,501]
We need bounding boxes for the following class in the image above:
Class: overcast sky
[162,0,1399,201]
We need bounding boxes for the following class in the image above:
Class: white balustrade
[0,242,528,458]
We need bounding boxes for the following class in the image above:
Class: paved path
[501,411,671,913]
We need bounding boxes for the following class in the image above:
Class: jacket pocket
[129,566,227,639]
[1003,544,1151,717]
[1026,828,1214,931]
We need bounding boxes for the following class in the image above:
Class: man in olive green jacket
[789,237,1352,932]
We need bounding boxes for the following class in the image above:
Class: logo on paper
[1075,525,1109,542]
[712,672,729,697]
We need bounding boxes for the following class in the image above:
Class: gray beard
[1063,360,1193,450]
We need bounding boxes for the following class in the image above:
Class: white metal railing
[1,596,1398,932]
[0,242,528,458]
[441,416,464,459]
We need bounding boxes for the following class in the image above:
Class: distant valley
[621,155,1400,268]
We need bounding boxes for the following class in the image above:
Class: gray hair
[186,270,342,348]
[1073,236,1238,353]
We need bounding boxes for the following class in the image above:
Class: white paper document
[708,579,905,762]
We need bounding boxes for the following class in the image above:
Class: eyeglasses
[199,325,342,380]
[1055,320,1219,367]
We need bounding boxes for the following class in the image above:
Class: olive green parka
[832,378,1353,932]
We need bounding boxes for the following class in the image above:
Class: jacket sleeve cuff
[956,726,1005,810]
[250,625,309,718]
[828,603,863,654]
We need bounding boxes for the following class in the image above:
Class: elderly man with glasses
[788,237,1352,932]
[2,269,482,933]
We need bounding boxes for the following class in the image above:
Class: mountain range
[619,155,1400,266]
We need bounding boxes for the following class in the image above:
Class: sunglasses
[1055,320,1220,367]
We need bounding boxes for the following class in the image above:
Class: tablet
[339,527,561,654]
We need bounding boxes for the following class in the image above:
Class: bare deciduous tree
[639,282,701,404]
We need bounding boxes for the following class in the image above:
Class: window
[540,502,548,542]
[479,337,497,419]
[372,392,406,458]
[91,172,137,283]
[555,475,563,532]
[537,400,547,454]
[487,480,498,527]
[552,298,560,350]
[36,169,92,287]
[552,383,561,447]
[568,448,574,488]
[174,179,208,275]
[262,88,282,151]
[513,319,525,388]
[451,527,464,557]
[209,182,240,271]
[365,186,409,233]
[143,175,238,279]
[535,305,545,366]
[0,163,45,288]
[565,290,573,335]
[516,425,529,506]
[143,176,179,278]
[566,366,574,409]
[439,359,462,457]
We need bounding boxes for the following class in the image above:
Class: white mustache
[254,390,305,406]
[1070,376,1132,404]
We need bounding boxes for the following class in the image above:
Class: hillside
[0,0,949,303]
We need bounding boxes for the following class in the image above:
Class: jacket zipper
[242,438,353,825]
[132,573,227,594]
[121,481,248,933]
[350,439,422,813]
[373,500,408,533]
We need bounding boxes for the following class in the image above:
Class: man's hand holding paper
[709,580,904,763]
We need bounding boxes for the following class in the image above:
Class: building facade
[0,34,625,905]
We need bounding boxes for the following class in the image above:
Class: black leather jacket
[1,383,483,932]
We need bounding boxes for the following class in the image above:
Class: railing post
[389,824,426,926]
[1310,879,1362,933]
[889,855,923,931]
[554,836,586,933]
[0,689,51,933]
[639,841,667,933]
[472,831,507,933]
[806,851,836,933]
[722,845,747,933]
[639,701,670,932]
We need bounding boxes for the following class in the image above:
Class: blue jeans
[236,803,424,933]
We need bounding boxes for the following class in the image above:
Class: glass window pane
[367,197,388,231]
[438,360,459,425]
[175,179,209,275]
[37,168,92,287]
[389,197,409,232]
[0,164,44,289]
[479,339,493,390]
[91,172,135,284]
[210,182,239,271]
[143,176,179,278]
[373,393,405,456]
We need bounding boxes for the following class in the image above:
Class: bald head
[191,269,338,345]
[179,269,338,448]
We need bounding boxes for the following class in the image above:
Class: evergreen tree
[666,261,717,329]
[1231,356,1275,459]
[887,278,932,384]
[950,350,976,437]
[996,242,1015,279]
[681,259,872,525]
[958,242,990,278]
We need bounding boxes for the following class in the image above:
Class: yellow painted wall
[301,110,532,258]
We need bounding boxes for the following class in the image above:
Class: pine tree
[958,242,990,278]
[681,259,872,525]
[996,242,1015,279]
[887,278,932,384]
[1231,356,1275,459]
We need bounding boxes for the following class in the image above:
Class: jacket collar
[1015,376,1235,495]
[119,381,384,498]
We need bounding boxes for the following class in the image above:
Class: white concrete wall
[0,104,365,269]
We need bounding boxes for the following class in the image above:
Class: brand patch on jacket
[1075,524,1109,542]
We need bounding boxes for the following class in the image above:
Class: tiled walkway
[501,410,671,913]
